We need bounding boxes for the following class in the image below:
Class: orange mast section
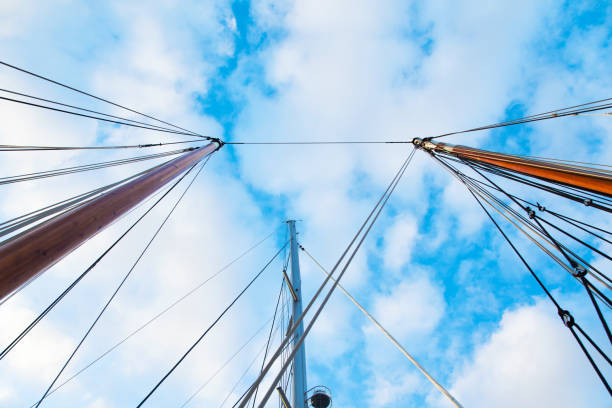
[413,138,612,197]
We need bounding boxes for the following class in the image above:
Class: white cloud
[1,1,611,407]
[383,215,419,271]
[367,371,421,407]
[373,274,445,344]
[435,299,611,408]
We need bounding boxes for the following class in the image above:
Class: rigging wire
[299,245,463,408]
[225,141,408,145]
[0,158,205,359]
[436,153,612,288]
[457,157,612,263]
[135,241,289,407]
[446,171,612,242]
[179,315,277,408]
[430,152,612,394]
[510,153,612,170]
[241,147,417,408]
[219,343,270,408]
[0,140,200,152]
[0,88,199,136]
[33,156,213,407]
[457,158,612,341]
[436,156,612,293]
[427,99,612,140]
[0,180,175,309]
[230,338,294,408]
[439,154,612,212]
[0,161,173,240]
[447,154,612,208]
[21,229,278,406]
[0,95,207,138]
[0,60,207,138]
[250,279,286,408]
[0,169,182,307]
[226,98,612,146]
[0,148,194,185]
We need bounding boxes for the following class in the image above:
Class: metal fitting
[210,137,225,150]
[571,264,587,278]
[526,207,536,219]
[584,198,592,207]
[558,309,574,327]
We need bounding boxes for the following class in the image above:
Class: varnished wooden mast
[0,142,220,300]
[413,138,612,197]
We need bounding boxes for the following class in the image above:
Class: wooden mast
[413,138,612,197]
[0,142,220,300]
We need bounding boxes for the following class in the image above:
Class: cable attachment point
[211,137,225,150]
[138,143,163,148]
[526,207,536,219]
[536,202,546,212]
[584,198,592,207]
[558,309,575,327]
[571,264,587,278]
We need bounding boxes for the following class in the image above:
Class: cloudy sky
[0,1,610,407]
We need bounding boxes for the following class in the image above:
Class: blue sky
[0,1,611,407]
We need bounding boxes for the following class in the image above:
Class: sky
[0,0,611,407]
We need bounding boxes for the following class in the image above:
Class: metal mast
[288,220,307,408]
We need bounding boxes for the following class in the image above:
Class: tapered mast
[413,138,612,196]
[288,220,307,408]
[0,142,220,300]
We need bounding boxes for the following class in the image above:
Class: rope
[442,155,612,211]
[0,95,205,138]
[0,88,198,136]
[227,99,612,145]
[0,148,193,185]
[428,99,612,140]
[0,161,172,240]
[219,344,269,408]
[0,158,209,360]
[225,141,409,145]
[299,245,463,408]
[21,228,277,406]
[179,316,276,408]
[135,241,289,407]
[462,160,611,341]
[34,156,212,407]
[0,140,200,152]
[437,157,612,291]
[431,153,612,394]
[250,279,286,408]
[230,339,294,408]
[0,60,206,138]
[244,147,416,408]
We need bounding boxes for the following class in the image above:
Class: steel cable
[300,245,463,408]
[33,155,213,407]
[179,316,278,408]
[0,88,197,135]
[135,241,289,407]
[245,147,416,408]
[0,60,206,138]
[0,148,193,185]
[21,228,277,407]
[431,153,612,394]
